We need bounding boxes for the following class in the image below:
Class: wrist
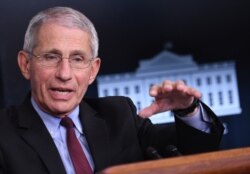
[172,98,200,117]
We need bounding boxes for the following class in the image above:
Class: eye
[70,55,85,62]
[43,53,60,61]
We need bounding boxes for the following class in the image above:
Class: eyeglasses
[25,51,94,69]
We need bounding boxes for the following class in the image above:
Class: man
[0,6,224,174]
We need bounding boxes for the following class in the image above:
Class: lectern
[100,147,250,174]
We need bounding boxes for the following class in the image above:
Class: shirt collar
[31,97,83,136]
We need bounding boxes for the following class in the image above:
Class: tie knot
[61,116,74,129]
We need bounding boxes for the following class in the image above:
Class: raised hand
[138,80,202,118]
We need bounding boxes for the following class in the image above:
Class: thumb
[138,103,159,118]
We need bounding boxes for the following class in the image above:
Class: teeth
[55,90,69,95]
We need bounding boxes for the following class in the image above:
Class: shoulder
[0,93,32,122]
[0,106,20,137]
[0,97,32,129]
[0,105,18,121]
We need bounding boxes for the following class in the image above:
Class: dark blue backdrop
[0,0,249,150]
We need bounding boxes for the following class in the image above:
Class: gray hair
[23,6,99,58]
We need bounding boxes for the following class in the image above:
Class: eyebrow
[44,49,89,57]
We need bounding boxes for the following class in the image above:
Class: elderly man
[0,6,224,174]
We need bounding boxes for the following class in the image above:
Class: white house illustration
[97,49,241,124]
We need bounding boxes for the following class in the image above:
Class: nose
[55,58,73,81]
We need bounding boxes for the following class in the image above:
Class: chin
[48,101,78,115]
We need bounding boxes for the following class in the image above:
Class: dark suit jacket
[0,96,224,174]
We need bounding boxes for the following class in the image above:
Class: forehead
[34,22,91,55]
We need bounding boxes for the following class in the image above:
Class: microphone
[165,145,182,157]
[146,146,162,160]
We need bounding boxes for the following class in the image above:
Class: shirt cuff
[176,104,212,133]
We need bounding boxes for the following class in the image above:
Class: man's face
[18,23,100,117]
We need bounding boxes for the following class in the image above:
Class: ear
[88,57,101,85]
[17,50,31,80]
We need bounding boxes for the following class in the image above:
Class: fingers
[175,80,201,98]
[149,80,202,99]
[149,80,173,97]
[187,87,202,99]
[142,80,202,118]
[138,103,159,118]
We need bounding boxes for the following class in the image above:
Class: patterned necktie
[61,116,92,174]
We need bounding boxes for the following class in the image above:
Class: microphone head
[146,146,162,160]
[165,145,182,157]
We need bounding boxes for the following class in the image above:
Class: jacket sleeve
[126,97,224,156]
[174,101,225,154]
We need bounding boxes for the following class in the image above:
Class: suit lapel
[79,101,111,172]
[16,96,112,172]
[17,99,66,174]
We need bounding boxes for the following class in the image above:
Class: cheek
[77,78,89,94]
[75,72,92,96]
[30,68,52,93]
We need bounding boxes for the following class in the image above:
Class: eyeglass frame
[24,50,95,69]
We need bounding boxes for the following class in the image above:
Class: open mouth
[54,89,71,94]
[50,88,74,97]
